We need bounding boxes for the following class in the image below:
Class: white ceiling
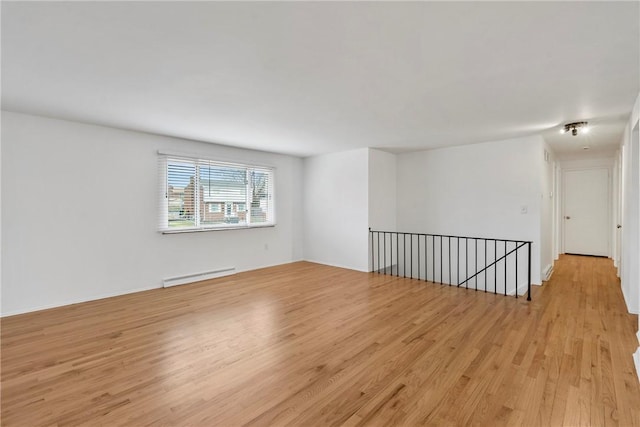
[2,2,638,158]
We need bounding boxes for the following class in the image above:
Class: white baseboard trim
[2,260,301,317]
[163,267,235,288]
[542,264,554,281]
[507,280,532,298]
[162,260,311,288]
[303,258,370,273]
[633,332,640,384]
[162,260,312,287]
[1,284,159,318]
[621,287,640,315]
[373,263,397,274]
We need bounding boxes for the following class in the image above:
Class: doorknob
[565,216,571,220]
[617,224,622,229]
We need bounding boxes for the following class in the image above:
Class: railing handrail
[369,228,532,301]
[457,241,527,287]
[368,228,532,245]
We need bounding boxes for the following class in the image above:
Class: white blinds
[159,154,274,231]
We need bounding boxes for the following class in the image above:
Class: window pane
[167,161,196,228]
[199,165,247,226]
[250,170,271,224]
[162,156,274,231]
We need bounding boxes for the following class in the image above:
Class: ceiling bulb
[562,121,588,136]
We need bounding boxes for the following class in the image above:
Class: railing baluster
[484,239,487,292]
[384,233,393,274]
[403,234,406,278]
[448,237,451,286]
[390,233,394,276]
[424,235,428,282]
[406,234,409,278]
[373,231,380,272]
[432,235,435,282]
[457,237,460,285]
[386,232,389,275]
[396,233,399,276]
[494,240,497,294]
[377,232,380,274]
[370,229,373,272]
[465,238,468,289]
[418,234,421,280]
[504,241,507,296]
[474,238,478,291]
[515,242,518,299]
[385,232,388,274]
[395,233,398,276]
[424,235,428,281]
[410,234,413,279]
[527,242,532,301]
[440,236,443,284]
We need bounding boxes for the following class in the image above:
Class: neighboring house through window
[161,154,275,231]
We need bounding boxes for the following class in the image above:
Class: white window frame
[159,153,275,233]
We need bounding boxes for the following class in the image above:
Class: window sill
[160,223,276,234]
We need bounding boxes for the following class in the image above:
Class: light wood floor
[2,255,639,426]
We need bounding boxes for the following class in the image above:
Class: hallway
[522,255,639,425]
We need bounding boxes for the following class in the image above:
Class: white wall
[1,111,304,315]
[614,151,622,270]
[368,149,396,273]
[560,157,615,169]
[540,142,556,280]
[618,92,640,381]
[0,109,2,313]
[368,149,396,232]
[397,135,545,285]
[302,148,369,272]
[620,92,640,316]
[553,162,562,262]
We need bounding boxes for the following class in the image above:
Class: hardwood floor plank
[2,255,639,426]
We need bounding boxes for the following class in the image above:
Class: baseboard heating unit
[163,267,236,288]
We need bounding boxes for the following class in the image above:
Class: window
[161,154,274,232]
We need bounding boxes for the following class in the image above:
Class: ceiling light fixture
[561,121,589,136]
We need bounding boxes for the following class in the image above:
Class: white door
[563,168,609,256]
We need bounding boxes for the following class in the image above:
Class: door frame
[560,166,613,257]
